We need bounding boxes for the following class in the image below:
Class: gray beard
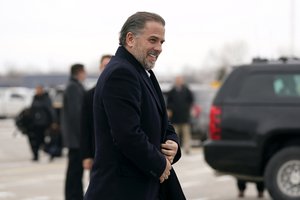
[136,58,154,71]
[134,51,155,70]
[143,64,154,71]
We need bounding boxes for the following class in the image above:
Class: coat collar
[69,77,85,91]
[115,46,145,73]
[115,46,163,113]
[115,46,168,138]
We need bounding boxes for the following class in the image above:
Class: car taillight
[209,105,221,140]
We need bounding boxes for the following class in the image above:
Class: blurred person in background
[29,84,57,161]
[61,63,86,200]
[237,179,265,198]
[80,54,112,172]
[43,86,64,161]
[166,75,194,154]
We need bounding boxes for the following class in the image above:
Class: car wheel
[264,146,300,200]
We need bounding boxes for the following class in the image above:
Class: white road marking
[0,174,63,188]
[22,196,50,200]
[216,175,234,182]
[181,180,203,188]
[0,191,15,198]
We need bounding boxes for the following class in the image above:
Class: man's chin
[146,62,156,70]
[144,65,155,71]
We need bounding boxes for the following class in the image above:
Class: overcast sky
[0,0,299,75]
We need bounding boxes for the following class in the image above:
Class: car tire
[264,146,300,200]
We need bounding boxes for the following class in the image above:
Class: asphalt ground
[0,119,271,200]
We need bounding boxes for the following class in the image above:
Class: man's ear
[126,32,135,48]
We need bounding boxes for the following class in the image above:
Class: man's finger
[161,149,172,155]
[161,143,172,149]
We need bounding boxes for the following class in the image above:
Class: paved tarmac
[0,119,271,200]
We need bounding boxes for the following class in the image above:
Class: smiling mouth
[148,54,157,62]
[148,52,158,60]
[149,52,157,57]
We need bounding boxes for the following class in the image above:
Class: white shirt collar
[145,70,151,77]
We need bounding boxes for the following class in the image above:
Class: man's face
[99,57,111,72]
[35,86,44,95]
[129,21,165,70]
[78,70,86,82]
[175,76,184,87]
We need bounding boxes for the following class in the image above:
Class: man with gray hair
[84,12,185,200]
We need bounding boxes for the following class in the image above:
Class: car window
[273,74,300,97]
[10,93,25,100]
[238,72,300,102]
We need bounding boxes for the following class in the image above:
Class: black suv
[204,63,300,200]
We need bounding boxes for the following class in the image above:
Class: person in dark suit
[61,63,86,200]
[166,76,194,154]
[84,12,185,200]
[81,54,112,171]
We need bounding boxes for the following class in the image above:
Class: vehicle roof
[234,63,300,73]
[214,63,300,104]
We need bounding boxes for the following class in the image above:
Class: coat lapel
[114,46,168,135]
[148,70,169,137]
[148,70,167,113]
[141,71,163,114]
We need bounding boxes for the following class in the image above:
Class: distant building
[0,74,98,89]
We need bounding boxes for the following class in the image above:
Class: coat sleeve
[80,90,94,159]
[46,95,57,123]
[65,84,83,121]
[164,121,182,164]
[63,83,84,143]
[187,86,194,107]
[102,68,166,179]
[166,89,174,111]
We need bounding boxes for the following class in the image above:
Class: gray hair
[119,11,165,46]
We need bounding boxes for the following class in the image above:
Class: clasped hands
[159,140,178,183]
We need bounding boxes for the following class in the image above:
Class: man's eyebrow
[149,35,165,42]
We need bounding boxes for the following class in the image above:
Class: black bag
[15,108,33,134]
[44,127,62,157]
[159,168,186,200]
[30,106,51,127]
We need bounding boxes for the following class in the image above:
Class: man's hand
[167,109,173,118]
[161,140,178,164]
[159,157,171,183]
[82,158,94,170]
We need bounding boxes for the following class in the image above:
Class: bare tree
[203,40,249,81]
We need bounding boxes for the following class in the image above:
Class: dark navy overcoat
[84,46,182,200]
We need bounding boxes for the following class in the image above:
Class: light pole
[290,0,295,57]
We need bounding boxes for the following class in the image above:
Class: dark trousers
[237,179,264,192]
[28,126,46,160]
[65,148,84,200]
